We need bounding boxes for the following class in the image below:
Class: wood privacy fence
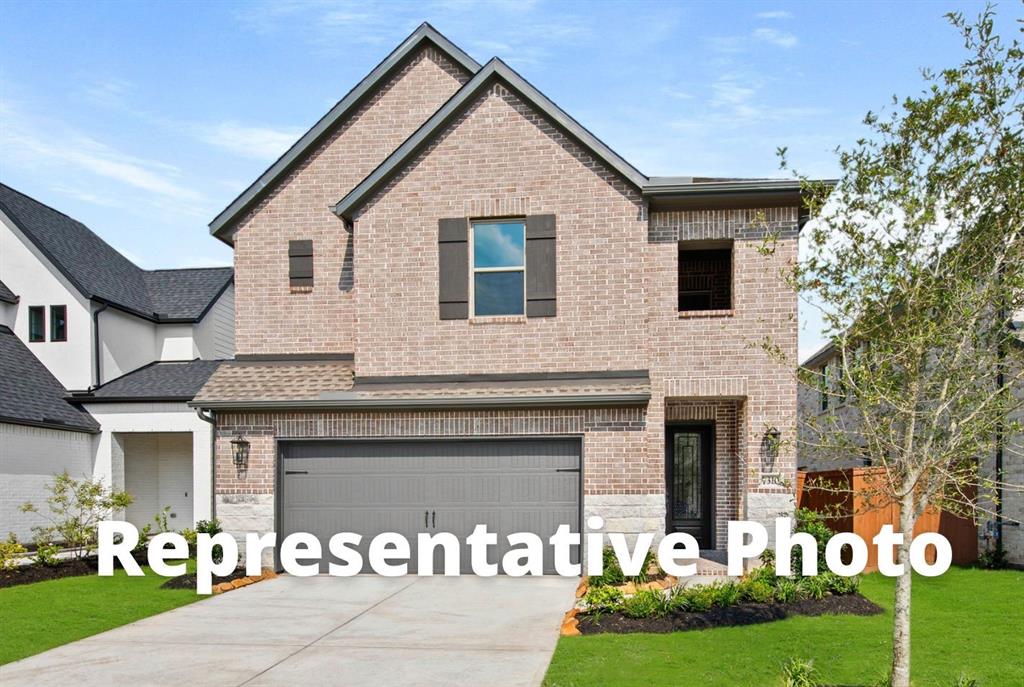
[796,467,978,572]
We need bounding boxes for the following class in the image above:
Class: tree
[781,8,1024,686]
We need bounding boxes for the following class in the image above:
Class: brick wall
[230,46,470,356]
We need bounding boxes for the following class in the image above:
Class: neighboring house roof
[0,183,232,322]
[70,359,223,403]
[0,278,17,304]
[191,362,650,410]
[0,325,98,432]
[802,341,838,369]
[208,22,482,243]
[333,57,649,220]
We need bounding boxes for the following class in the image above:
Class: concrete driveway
[0,575,577,687]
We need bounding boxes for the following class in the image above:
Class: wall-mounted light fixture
[231,435,250,471]
[761,427,781,484]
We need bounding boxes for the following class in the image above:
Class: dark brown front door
[666,425,714,548]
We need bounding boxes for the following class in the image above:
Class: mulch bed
[161,567,249,590]
[577,593,883,635]
[0,551,148,590]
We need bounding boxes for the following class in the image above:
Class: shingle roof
[191,362,649,409]
[0,325,98,432]
[72,359,224,403]
[0,278,17,304]
[0,183,232,322]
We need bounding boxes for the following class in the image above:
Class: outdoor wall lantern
[231,435,250,470]
[761,427,782,484]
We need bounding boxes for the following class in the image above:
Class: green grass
[0,566,201,665]
[544,567,1024,687]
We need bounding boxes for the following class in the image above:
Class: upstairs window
[288,240,314,290]
[678,241,733,312]
[471,221,525,317]
[820,364,830,412]
[28,306,44,342]
[50,305,67,342]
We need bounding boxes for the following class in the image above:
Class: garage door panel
[280,439,580,574]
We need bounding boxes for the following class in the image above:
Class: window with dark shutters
[438,218,469,319]
[525,214,556,317]
[288,240,314,290]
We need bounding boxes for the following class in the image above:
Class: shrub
[748,563,778,587]
[781,657,819,687]
[34,541,62,567]
[180,528,197,553]
[20,472,133,559]
[133,523,153,554]
[799,574,829,600]
[774,577,799,603]
[584,585,624,614]
[821,572,860,595]
[195,518,224,563]
[621,589,665,619]
[791,508,833,575]
[952,674,978,687]
[712,581,741,607]
[741,579,775,604]
[0,533,28,572]
[589,546,658,587]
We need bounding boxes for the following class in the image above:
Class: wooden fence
[796,467,978,572]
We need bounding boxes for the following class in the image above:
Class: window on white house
[50,305,67,342]
[28,306,44,342]
[471,221,525,316]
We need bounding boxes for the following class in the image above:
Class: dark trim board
[191,393,651,410]
[356,369,649,385]
[273,435,585,575]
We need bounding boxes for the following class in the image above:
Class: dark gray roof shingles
[0,325,99,432]
[77,359,223,402]
[0,278,17,304]
[0,183,231,321]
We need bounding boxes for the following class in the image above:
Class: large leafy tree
[784,8,1023,685]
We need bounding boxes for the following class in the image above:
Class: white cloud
[756,10,793,20]
[661,86,694,100]
[81,78,134,108]
[753,27,798,49]
[198,121,302,160]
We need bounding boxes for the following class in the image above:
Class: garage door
[278,438,581,574]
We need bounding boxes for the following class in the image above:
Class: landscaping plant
[773,7,1024,685]
[20,472,133,559]
[0,533,27,572]
[583,585,624,615]
[780,657,819,687]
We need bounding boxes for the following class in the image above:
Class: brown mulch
[0,551,149,590]
[577,593,883,635]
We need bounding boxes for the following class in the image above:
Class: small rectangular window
[28,306,45,342]
[288,240,314,289]
[820,365,830,412]
[50,305,67,342]
[471,221,525,316]
[678,241,732,311]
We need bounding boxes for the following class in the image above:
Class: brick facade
[213,41,799,552]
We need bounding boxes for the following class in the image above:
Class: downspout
[91,302,109,388]
[196,407,217,520]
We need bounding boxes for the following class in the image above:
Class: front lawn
[544,567,1023,686]
[0,566,200,665]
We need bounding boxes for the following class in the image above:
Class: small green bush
[34,541,62,567]
[713,581,741,607]
[584,585,624,614]
[180,527,197,552]
[748,564,777,586]
[781,657,819,687]
[195,518,224,564]
[0,533,28,572]
[821,572,860,595]
[952,674,978,687]
[742,579,775,604]
[588,547,625,587]
[621,589,665,619]
[774,577,799,603]
[792,508,833,574]
[799,574,829,600]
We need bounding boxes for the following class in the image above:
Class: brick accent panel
[230,46,471,356]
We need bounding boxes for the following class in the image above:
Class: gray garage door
[279,438,581,574]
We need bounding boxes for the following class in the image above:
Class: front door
[666,425,714,548]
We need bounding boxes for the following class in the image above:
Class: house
[0,183,233,539]
[190,23,801,572]
[798,341,1022,567]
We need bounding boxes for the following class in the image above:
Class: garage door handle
[432,510,436,528]
[555,468,580,473]
[425,510,429,528]
[285,470,308,475]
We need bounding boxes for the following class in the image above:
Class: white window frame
[469,219,527,317]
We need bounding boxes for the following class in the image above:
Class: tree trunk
[890,494,916,687]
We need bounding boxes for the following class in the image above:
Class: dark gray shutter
[525,214,556,317]
[438,218,469,319]
[288,240,314,288]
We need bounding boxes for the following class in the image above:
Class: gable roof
[0,183,232,322]
[71,359,223,403]
[0,325,98,432]
[208,22,481,243]
[0,278,17,304]
[333,58,648,221]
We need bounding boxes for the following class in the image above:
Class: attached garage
[278,438,581,574]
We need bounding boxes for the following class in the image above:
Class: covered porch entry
[120,432,195,530]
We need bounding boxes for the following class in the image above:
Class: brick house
[192,24,801,572]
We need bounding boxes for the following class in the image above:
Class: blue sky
[1,0,1014,358]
